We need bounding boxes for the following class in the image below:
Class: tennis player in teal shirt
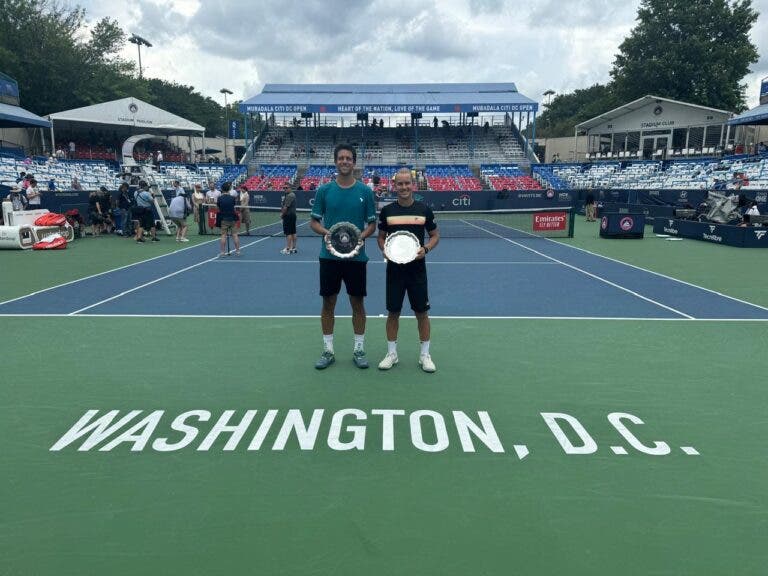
[310,144,376,370]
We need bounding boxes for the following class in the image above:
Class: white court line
[546,236,768,313]
[2,313,767,321]
[67,236,272,315]
[211,259,557,265]
[462,219,695,319]
[0,236,220,308]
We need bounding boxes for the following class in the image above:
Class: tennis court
[1,212,767,575]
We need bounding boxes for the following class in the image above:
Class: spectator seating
[243,164,297,191]
[300,165,336,190]
[424,165,482,191]
[482,164,542,190]
[533,157,768,190]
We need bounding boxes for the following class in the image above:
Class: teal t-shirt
[311,180,376,261]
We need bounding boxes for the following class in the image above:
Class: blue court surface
[2,234,767,320]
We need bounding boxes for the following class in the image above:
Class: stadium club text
[50,409,698,457]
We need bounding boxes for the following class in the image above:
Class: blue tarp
[0,102,51,128]
[727,102,768,126]
[240,83,538,115]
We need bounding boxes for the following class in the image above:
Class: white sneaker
[280,248,290,255]
[179,237,189,242]
[419,353,436,373]
[378,351,399,370]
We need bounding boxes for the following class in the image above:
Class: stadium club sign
[243,103,537,114]
[49,409,699,458]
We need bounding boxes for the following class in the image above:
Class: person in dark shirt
[376,168,440,373]
[216,181,240,256]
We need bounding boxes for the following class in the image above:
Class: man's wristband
[424,245,430,254]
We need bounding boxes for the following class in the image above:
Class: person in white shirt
[26,179,42,209]
[173,180,185,198]
[204,181,220,203]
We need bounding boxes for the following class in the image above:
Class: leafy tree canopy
[0,0,228,135]
[538,0,759,137]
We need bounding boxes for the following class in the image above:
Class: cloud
[391,11,479,61]
[73,0,768,109]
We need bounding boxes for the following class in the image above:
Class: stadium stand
[424,165,482,191]
[533,157,768,190]
[242,164,297,191]
[482,164,542,190]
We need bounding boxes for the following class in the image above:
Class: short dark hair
[333,143,356,163]
[221,181,232,192]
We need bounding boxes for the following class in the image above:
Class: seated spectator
[47,178,56,191]
[6,186,28,211]
[71,176,82,191]
[742,202,760,226]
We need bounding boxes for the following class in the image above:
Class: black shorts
[319,258,367,298]
[132,206,154,230]
[386,260,430,313]
[282,213,297,235]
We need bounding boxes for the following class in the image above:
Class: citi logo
[452,195,471,207]
[755,230,767,240]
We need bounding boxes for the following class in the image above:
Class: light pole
[543,89,555,108]
[220,88,233,163]
[128,34,152,78]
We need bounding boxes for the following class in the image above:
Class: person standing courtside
[217,181,240,257]
[377,168,440,372]
[280,183,297,254]
[310,144,376,369]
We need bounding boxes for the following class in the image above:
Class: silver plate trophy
[326,221,363,259]
[384,230,421,264]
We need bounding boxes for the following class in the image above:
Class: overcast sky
[75,0,768,110]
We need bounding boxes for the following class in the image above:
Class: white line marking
[0,237,219,307]
[547,236,768,313]
[211,260,557,265]
[463,220,694,319]
[681,446,700,455]
[67,236,272,315]
[2,314,768,320]
[513,445,529,460]
[611,446,628,455]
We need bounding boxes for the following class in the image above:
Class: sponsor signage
[243,103,537,114]
[652,218,768,247]
[533,211,567,232]
[229,120,239,139]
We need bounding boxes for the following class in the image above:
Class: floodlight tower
[220,88,233,163]
[128,34,152,78]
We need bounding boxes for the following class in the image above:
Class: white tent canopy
[46,97,206,161]
[48,97,204,134]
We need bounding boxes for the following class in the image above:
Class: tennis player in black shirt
[377,168,440,372]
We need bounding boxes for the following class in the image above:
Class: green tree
[532,84,620,138]
[610,0,759,111]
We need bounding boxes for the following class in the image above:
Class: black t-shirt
[217,193,237,219]
[378,200,437,246]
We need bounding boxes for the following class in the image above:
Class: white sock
[323,334,334,353]
[354,334,365,352]
[420,340,430,355]
[388,341,397,355]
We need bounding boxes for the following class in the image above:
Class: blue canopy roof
[727,102,768,126]
[240,83,538,115]
[0,102,51,128]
